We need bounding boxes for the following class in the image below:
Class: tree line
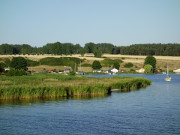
[0,42,82,55]
[119,44,180,56]
[0,42,180,56]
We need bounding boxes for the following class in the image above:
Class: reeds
[110,77,151,92]
[0,73,151,100]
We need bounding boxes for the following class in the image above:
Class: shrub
[10,57,28,71]
[52,69,56,72]
[113,61,120,69]
[81,63,92,67]
[4,58,11,67]
[0,63,5,73]
[144,56,156,73]
[39,57,83,66]
[68,71,76,76]
[102,58,114,67]
[27,59,39,67]
[92,60,102,70]
[124,62,133,68]
[8,69,27,76]
[144,64,153,74]
[102,58,123,67]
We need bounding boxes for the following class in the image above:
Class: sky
[0,0,180,47]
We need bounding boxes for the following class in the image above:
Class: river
[0,74,180,135]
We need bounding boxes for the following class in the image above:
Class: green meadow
[0,73,151,100]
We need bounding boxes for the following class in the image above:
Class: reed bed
[0,73,151,100]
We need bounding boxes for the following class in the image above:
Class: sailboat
[165,65,171,82]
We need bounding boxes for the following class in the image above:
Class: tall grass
[0,73,151,100]
[110,77,151,91]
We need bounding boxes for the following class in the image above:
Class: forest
[0,42,180,56]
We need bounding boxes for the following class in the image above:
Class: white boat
[165,76,171,82]
[165,65,171,82]
[162,71,166,74]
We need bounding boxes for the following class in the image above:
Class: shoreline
[0,73,152,100]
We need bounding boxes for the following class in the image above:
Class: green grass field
[0,73,151,100]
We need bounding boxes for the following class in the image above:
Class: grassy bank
[0,73,151,100]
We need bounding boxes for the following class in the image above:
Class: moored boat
[165,65,171,82]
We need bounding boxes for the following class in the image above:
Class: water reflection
[0,95,109,106]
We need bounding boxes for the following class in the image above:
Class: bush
[113,61,120,69]
[124,62,133,68]
[8,69,27,76]
[52,69,56,72]
[27,59,39,67]
[10,57,28,71]
[81,63,92,67]
[0,63,5,73]
[4,58,11,67]
[39,57,83,66]
[102,58,123,67]
[92,60,102,70]
[102,58,114,67]
[144,56,156,73]
[69,71,76,76]
[144,64,153,74]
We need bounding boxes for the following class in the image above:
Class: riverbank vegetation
[0,73,151,100]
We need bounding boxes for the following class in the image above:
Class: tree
[70,62,78,72]
[1,43,180,56]
[113,61,120,70]
[4,58,11,67]
[80,48,85,57]
[0,63,5,74]
[93,47,102,58]
[10,57,28,71]
[92,60,102,70]
[144,56,156,73]
[144,64,153,74]
[84,42,95,53]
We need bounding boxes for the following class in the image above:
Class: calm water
[0,74,180,135]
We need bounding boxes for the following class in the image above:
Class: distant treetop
[0,43,180,56]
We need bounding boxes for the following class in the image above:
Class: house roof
[111,68,118,72]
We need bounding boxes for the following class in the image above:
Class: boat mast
[167,64,169,76]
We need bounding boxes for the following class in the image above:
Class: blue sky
[0,0,180,47]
